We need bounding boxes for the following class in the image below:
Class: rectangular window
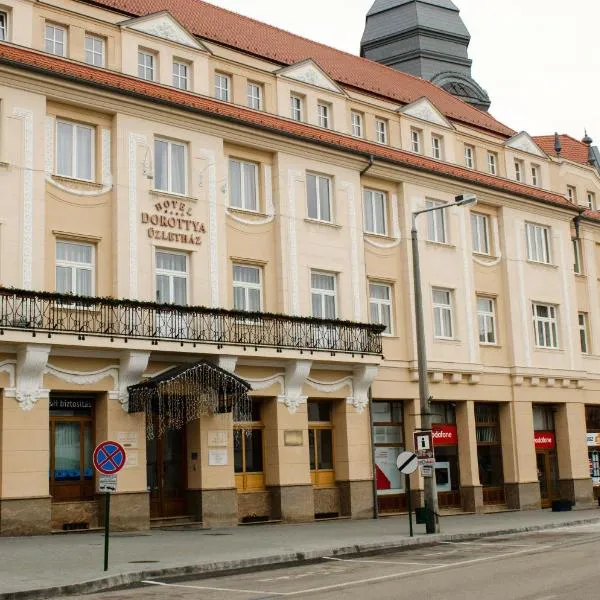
[56,241,94,296]
[45,23,66,56]
[172,61,189,90]
[531,165,540,187]
[471,212,490,255]
[138,50,154,81]
[525,222,551,264]
[411,128,422,154]
[154,138,186,195]
[306,173,332,222]
[363,189,387,235]
[308,400,334,487]
[155,251,187,304]
[351,112,363,137]
[579,312,589,354]
[317,102,331,129]
[425,199,446,244]
[373,401,404,497]
[0,11,7,41]
[233,264,262,312]
[234,400,264,492]
[247,82,262,110]
[432,288,454,339]
[532,303,558,349]
[432,135,443,159]
[369,282,393,335]
[573,238,583,274]
[84,34,104,67]
[487,152,497,175]
[477,296,497,345]
[475,403,504,488]
[567,185,576,203]
[311,271,336,319]
[229,159,258,211]
[376,119,388,144]
[56,120,94,181]
[587,191,595,210]
[290,94,303,121]
[214,73,231,101]
[514,159,523,182]
[464,145,475,169]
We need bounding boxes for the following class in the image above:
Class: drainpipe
[573,214,583,240]
[361,154,375,177]
[368,386,379,519]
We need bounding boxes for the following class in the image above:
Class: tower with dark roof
[361,0,491,111]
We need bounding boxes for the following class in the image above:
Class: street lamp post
[411,193,477,534]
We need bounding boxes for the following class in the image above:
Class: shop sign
[141,200,206,246]
[49,398,93,410]
[414,430,435,466]
[432,424,458,446]
[534,431,555,450]
[586,432,600,447]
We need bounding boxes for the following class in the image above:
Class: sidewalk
[1,508,599,599]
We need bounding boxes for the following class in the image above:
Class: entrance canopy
[128,360,251,439]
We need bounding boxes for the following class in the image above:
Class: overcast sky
[205,0,598,140]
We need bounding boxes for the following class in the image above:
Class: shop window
[373,401,404,504]
[475,403,504,491]
[431,402,459,506]
[49,395,94,502]
[586,407,600,488]
[308,401,334,487]
[234,401,265,492]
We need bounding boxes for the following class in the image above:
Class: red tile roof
[0,42,576,212]
[81,0,515,138]
[533,135,590,165]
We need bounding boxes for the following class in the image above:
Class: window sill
[473,251,495,259]
[228,207,269,219]
[526,260,558,269]
[364,232,396,241]
[0,160,10,168]
[52,174,101,189]
[304,218,341,229]
[480,343,501,348]
[575,273,587,279]
[149,189,198,203]
[433,337,460,344]
[532,346,563,353]
[425,240,455,249]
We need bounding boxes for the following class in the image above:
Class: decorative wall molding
[245,373,285,393]
[505,131,546,157]
[277,60,343,94]
[287,170,303,315]
[226,165,275,225]
[44,363,119,386]
[14,345,51,411]
[128,133,147,298]
[305,375,353,394]
[200,150,220,307]
[217,355,238,374]
[400,97,452,128]
[118,351,151,411]
[460,210,477,363]
[342,182,362,321]
[0,360,16,387]
[277,359,312,413]
[347,364,378,413]
[364,193,402,249]
[123,13,206,50]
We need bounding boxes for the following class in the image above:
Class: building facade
[0,0,599,535]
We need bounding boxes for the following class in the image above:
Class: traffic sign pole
[104,491,110,572]
[406,474,413,537]
[396,451,418,539]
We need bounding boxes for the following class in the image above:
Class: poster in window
[375,447,404,495]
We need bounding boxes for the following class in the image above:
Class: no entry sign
[93,441,127,475]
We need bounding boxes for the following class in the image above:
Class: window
[351,112,363,137]
[0,11,7,41]
[229,159,258,211]
[475,403,504,489]
[432,288,454,339]
[154,138,186,195]
[477,296,497,345]
[369,282,393,334]
[247,82,262,110]
[579,313,589,354]
[84,34,105,67]
[487,152,497,175]
[317,103,331,129]
[373,402,405,499]
[306,173,332,222]
[376,119,388,144]
[290,94,303,121]
[214,73,230,101]
[567,185,576,203]
[311,271,336,319]
[425,199,446,243]
[411,128,422,154]
[533,405,555,432]
[464,145,475,169]
[56,120,94,181]
[234,401,264,492]
[587,192,596,210]
[308,401,334,487]
[431,135,443,159]
[172,61,189,90]
[531,165,540,187]
[155,251,187,304]
[45,23,66,56]
[573,238,583,274]
[363,189,387,235]
[532,303,558,349]
[514,159,523,182]
[56,241,94,296]
[525,223,551,264]
[471,212,490,255]
[138,50,154,81]
[233,264,262,312]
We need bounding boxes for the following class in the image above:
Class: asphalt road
[71,523,600,599]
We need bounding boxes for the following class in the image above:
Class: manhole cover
[129,560,160,564]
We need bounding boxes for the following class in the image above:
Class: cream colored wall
[2,0,34,47]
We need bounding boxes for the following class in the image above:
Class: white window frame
[0,11,7,42]
[587,191,596,210]
[290,94,303,121]
[579,312,590,354]
[464,145,475,169]
[376,119,388,144]
[425,199,447,244]
[363,189,387,235]
[531,165,540,187]
[431,135,443,159]
[155,250,188,304]
[138,50,155,81]
[306,173,333,223]
[411,128,422,154]
[55,240,95,296]
[172,60,189,90]
[55,120,95,182]
[514,159,523,182]
[311,271,337,320]
[477,296,497,345]
[487,152,497,175]
[229,158,259,212]
[525,222,552,264]
[154,138,187,196]
[45,23,67,57]
[351,112,363,138]
[233,264,263,312]
[532,302,559,349]
[84,34,105,67]
[317,102,330,129]
[471,212,490,255]
[369,282,393,335]
[567,185,576,203]
[214,73,231,101]
[432,288,454,340]
[247,82,263,110]
[573,238,583,274]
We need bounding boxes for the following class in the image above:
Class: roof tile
[533,134,590,165]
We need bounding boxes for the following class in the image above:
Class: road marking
[324,557,449,567]
[141,580,286,595]
[439,541,533,548]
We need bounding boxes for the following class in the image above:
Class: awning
[128,360,251,439]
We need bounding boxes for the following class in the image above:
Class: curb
[3,516,600,600]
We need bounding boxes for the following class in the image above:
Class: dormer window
[85,34,105,67]
[173,61,190,90]
[464,144,475,169]
[45,23,67,57]
[431,135,443,160]
[138,50,155,81]
[411,128,422,154]
[487,152,497,175]
[290,94,303,121]
[351,112,363,138]
[531,165,540,187]
[567,185,576,203]
[514,159,524,182]
[0,11,8,41]
[215,73,231,102]
[376,119,388,144]
[318,102,331,129]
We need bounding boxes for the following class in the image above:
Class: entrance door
[147,426,187,518]
[537,451,559,508]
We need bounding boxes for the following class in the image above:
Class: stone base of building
[338,480,374,519]
[559,478,595,508]
[0,497,52,536]
[237,490,272,523]
[187,488,238,527]
[314,486,340,516]
[269,484,314,522]
[460,485,483,513]
[52,500,100,531]
[98,492,150,531]
[504,482,541,510]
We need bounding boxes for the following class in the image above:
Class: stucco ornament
[277,360,312,413]
[117,351,151,411]
[401,98,450,128]
[128,16,202,49]
[281,62,340,93]
[346,364,378,413]
[14,345,51,411]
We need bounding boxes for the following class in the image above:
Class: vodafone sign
[433,424,458,446]
[534,431,555,450]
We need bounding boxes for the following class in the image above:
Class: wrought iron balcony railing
[0,288,384,355]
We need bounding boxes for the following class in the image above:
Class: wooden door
[537,451,559,508]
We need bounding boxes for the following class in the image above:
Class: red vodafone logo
[534,431,555,450]
[432,424,458,446]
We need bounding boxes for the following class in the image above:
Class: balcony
[0,288,384,355]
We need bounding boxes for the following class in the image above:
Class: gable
[400,97,452,128]
[277,60,344,94]
[506,131,547,158]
